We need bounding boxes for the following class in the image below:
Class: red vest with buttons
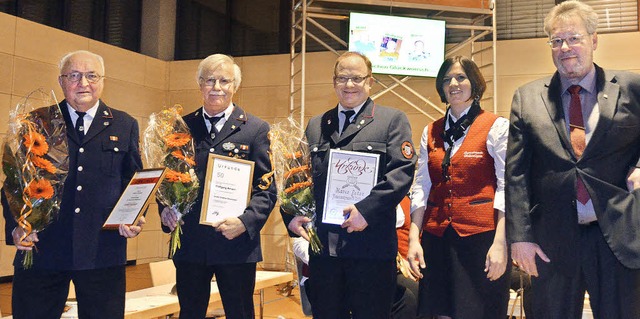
[424,110,499,237]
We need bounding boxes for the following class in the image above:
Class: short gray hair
[196,54,242,90]
[58,50,105,75]
[544,0,598,36]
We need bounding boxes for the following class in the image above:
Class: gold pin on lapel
[110,136,119,141]
[103,121,109,126]
[231,125,236,129]
[328,119,332,125]
[360,120,365,124]
[103,110,109,116]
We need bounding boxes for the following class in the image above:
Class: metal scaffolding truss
[289,0,497,124]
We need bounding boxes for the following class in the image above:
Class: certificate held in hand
[200,154,254,225]
[103,168,167,229]
[322,149,379,225]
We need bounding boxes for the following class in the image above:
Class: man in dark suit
[506,1,640,318]
[284,51,416,319]
[2,50,144,318]
[160,54,276,319]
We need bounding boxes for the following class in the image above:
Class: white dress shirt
[410,107,509,215]
[202,104,234,133]
[67,101,100,133]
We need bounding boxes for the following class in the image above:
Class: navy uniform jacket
[2,100,142,270]
[161,105,276,265]
[506,65,640,272]
[300,98,416,260]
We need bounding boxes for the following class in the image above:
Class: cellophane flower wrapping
[143,104,199,258]
[1,89,69,268]
[269,117,322,254]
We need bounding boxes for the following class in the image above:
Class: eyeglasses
[201,77,234,88]
[547,34,586,49]
[334,76,369,85]
[60,72,103,83]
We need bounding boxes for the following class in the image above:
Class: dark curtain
[0,0,141,52]
[175,0,293,60]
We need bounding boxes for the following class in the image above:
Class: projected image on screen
[349,12,446,77]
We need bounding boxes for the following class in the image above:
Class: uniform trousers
[308,255,396,319]
[531,223,640,319]
[12,265,125,319]
[174,261,256,319]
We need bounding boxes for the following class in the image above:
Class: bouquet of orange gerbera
[269,117,321,254]
[143,105,198,258]
[2,89,69,268]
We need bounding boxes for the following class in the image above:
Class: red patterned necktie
[568,85,590,204]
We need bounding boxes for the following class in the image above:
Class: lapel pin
[231,125,236,130]
[103,110,108,116]
[360,120,365,124]
[103,121,109,126]
[110,136,118,141]
[357,125,361,129]
[603,94,608,99]
[328,119,332,125]
[239,114,244,119]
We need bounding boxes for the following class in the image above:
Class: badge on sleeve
[401,141,414,159]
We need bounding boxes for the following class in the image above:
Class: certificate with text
[103,168,166,229]
[322,149,379,225]
[200,154,254,226]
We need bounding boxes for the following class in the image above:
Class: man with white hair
[160,54,276,319]
[2,50,144,319]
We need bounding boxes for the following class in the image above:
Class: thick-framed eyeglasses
[547,34,586,49]
[201,77,234,88]
[60,72,103,83]
[334,75,370,85]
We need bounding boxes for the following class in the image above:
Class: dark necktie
[441,103,481,179]
[568,85,590,204]
[341,110,355,135]
[205,114,224,140]
[75,111,87,142]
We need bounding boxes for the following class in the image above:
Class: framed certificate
[322,149,379,225]
[103,168,167,229]
[200,154,254,226]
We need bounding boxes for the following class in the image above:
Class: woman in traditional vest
[406,56,510,319]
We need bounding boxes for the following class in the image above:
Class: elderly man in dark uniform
[2,50,144,319]
[160,54,277,319]
[283,51,416,319]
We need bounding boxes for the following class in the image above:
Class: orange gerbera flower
[165,169,192,183]
[23,131,49,156]
[165,133,191,148]
[30,155,56,174]
[284,181,312,195]
[171,150,196,166]
[25,179,54,200]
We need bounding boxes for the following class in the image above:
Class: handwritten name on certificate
[103,168,166,229]
[200,154,254,226]
[322,149,379,225]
